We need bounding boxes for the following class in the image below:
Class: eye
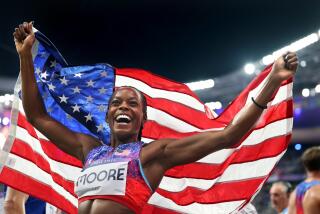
[129,100,138,107]
[111,100,120,106]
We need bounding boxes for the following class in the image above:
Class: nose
[119,101,129,110]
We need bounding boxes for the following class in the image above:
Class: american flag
[0,29,293,214]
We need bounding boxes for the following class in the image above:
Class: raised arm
[13,22,100,162]
[143,52,298,170]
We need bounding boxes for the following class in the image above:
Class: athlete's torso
[75,142,153,213]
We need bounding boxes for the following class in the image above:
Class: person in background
[270,181,292,214]
[288,146,320,214]
[4,186,62,214]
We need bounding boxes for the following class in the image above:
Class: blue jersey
[296,180,320,214]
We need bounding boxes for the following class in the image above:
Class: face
[107,87,146,141]
[269,184,289,213]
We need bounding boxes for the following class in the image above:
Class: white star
[98,104,106,112]
[60,76,69,85]
[86,80,95,87]
[86,96,94,103]
[50,60,57,68]
[35,67,41,75]
[72,104,80,113]
[96,124,104,132]
[72,86,81,94]
[100,71,108,77]
[59,94,69,103]
[48,83,56,91]
[98,87,107,94]
[74,73,82,78]
[84,113,93,122]
[40,71,48,79]
[47,108,53,113]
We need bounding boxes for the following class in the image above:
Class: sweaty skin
[14,22,298,213]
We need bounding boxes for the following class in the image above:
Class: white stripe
[198,118,292,164]
[115,75,205,112]
[271,82,293,105]
[4,153,78,207]
[247,81,292,107]
[16,126,81,181]
[148,192,245,214]
[159,151,285,192]
[147,106,200,132]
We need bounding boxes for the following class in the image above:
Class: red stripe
[156,177,264,205]
[143,121,195,140]
[17,113,83,167]
[165,135,290,179]
[142,100,292,140]
[216,65,292,124]
[0,167,77,214]
[116,68,200,100]
[145,95,224,129]
[9,138,78,197]
[254,99,293,129]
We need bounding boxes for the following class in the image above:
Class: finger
[283,52,296,63]
[19,24,27,39]
[286,53,297,60]
[14,27,23,41]
[288,62,299,71]
[287,56,298,64]
[13,32,18,43]
[27,21,34,33]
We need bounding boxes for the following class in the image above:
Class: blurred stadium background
[0,29,319,214]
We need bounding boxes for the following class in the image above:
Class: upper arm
[303,186,320,214]
[288,189,297,214]
[150,130,228,170]
[31,114,101,162]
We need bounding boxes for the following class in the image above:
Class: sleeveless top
[296,180,320,214]
[74,142,153,213]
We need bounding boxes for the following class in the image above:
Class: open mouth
[115,114,132,124]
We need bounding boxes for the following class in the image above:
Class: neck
[110,135,138,148]
[306,171,320,181]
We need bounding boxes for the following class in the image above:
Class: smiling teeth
[116,114,131,121]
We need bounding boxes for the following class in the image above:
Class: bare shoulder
[305,185,320,201]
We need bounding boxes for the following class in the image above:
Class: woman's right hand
[13,22,35,55]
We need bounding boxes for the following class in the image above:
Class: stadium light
[300,60,307,67]
[186,79,214,91]
[2,117,10,126]
[294,144,302,151]
[302,88,310,97]
[205,101,222,110]
[262,31,320,65]
[315,84,320,93]
[244,63,255,75]
[289,33,319,52]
